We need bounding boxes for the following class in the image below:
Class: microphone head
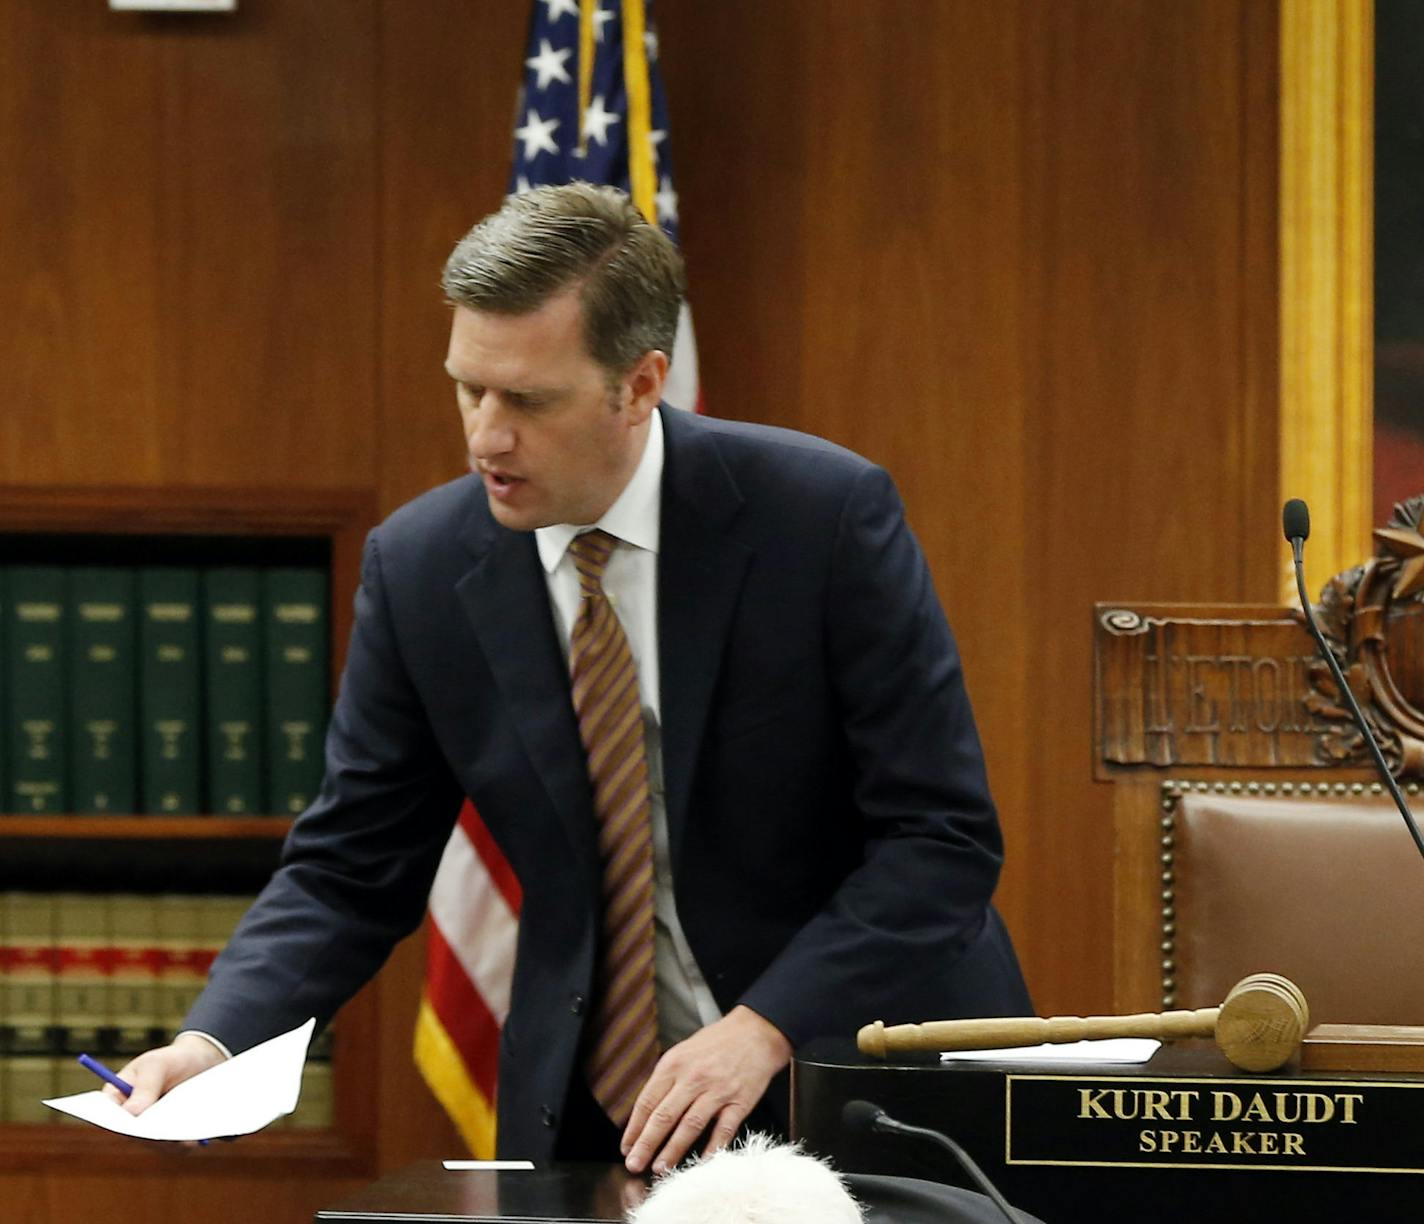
[841,1099,885,1135]
[1283,498,1311,543]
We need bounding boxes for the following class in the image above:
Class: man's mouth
[480,468,525,500]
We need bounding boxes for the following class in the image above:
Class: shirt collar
[535,407,664,573]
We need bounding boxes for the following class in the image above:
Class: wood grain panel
[0,0,379,492]
[375,0,529,517]
[0,1,165,485]
[0,0,1287,1207]
[0,1169,361,1224]
[1018,0,1281,1013]
[661,0,1280,1015]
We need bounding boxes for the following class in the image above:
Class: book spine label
[5,569,68,813]
[2,893,57,1052]
[70,568,138,814]
[264,569,329,816]
[203,569,264,814]
[54,892,111,1051]
[140,569,202,814]
[155,895,203,1036]
[109,894,162,1050]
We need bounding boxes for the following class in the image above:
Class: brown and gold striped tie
[567,529,659,1128]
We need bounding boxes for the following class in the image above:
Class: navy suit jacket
[186,406,1029,1158]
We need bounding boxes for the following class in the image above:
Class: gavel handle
[858,1007,1221,1057]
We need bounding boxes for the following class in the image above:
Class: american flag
[413,0,697,1158]
[510,0,700,412]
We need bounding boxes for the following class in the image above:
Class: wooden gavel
[858,973,1310,1073]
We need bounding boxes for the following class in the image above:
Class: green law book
[263,569,328,816]
[139,569,201,814]
[203,569,263,815]
[70,568,138,814]
[5,568,68,814]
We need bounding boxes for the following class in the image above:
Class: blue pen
[77,1052,134,1097]
[77,1053,210,1145]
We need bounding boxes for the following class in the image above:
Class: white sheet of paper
[443,1160,536,1171]
[42,1018,316,1141]
[939,1038,1160,1064]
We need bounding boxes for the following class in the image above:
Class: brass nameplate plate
[1005,1074,1424,1173]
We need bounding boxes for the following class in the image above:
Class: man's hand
[108,1034,228,1116]
[621,1004,792,1175]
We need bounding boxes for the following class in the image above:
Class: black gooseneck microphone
[1282,498,1424,862]
[842,1098,1022,1223]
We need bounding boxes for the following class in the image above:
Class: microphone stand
[1288,538,1424,863]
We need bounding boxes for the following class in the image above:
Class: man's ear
[623,349,669,425]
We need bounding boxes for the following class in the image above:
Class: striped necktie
[567,529,659,1127]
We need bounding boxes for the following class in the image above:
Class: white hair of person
[626,1133,865,1224]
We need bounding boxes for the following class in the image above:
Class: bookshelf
[0,485,379,1177]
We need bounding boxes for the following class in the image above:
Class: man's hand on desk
[108,1033,228,1116]
[621,1004,792,1175]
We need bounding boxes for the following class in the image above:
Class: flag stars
[583,95,621,147]
[542,0,578,22]
[654,176,679,225]
[525,38,573,90]
[648,129,667,163]
[514,108,561,160]
[643,28,659,61]
[592,3,615,42]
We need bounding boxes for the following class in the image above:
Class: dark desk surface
[315,1162,647,1223]
[315,1160,1044,1224]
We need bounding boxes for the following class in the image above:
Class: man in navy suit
[114,183,1030,1171]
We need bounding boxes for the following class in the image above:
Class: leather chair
[1163,785,1424,1023]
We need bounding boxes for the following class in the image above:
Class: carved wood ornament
[1095,495,1424,779]
[1308,494,1424,777]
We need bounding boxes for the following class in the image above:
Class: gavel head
[1214,973,1309,1072]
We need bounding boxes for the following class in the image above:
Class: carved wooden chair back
[1095,495,1424,1015]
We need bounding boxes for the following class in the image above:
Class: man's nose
[467,395,515,459]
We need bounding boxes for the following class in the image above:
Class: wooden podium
[793,1037,1424,1224]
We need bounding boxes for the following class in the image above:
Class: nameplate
[1005,1074,1424,1173]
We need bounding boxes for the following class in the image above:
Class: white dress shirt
[535,409,723,1049]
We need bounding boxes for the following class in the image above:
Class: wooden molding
[1279,0,1374,601]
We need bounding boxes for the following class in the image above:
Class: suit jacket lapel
[455,509,599,867]
[658,409,752,869]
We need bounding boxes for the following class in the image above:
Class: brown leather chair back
[1169,790,1424,1024]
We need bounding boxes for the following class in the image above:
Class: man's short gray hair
[442,182,686,378]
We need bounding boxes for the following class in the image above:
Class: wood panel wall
[659,0,1281,1016]
[0,1,1280,1219]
